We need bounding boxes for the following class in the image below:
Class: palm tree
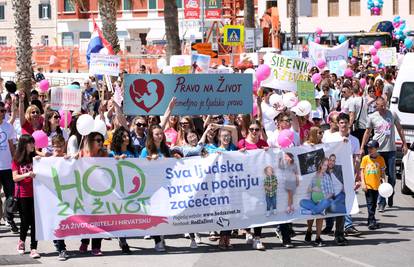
[98,0,120,54]
[12,0,33,97]
[164,0,181,64]
[244,0,255,28]
[289,0,297,48]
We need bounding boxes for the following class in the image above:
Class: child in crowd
[264,166,278,217]
[279,152,299,214]
[360,140,386,230]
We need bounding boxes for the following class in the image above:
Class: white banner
[244,28,255,50]
[50,87,82,111]
[328,60,347,76]
[309,41,349,65]
[377,47,397,66]
[33,142,357,240]
[89,53,121,76]
[262,53,310,91]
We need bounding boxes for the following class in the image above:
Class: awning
[146,28,166,42]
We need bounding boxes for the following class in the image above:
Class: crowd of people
[0,56,409,261]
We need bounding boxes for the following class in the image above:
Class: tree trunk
[164,0,181,64]
[12,0,33,97]
[98,0,120,54]
[244,0,255,28]
[289,0,297,48]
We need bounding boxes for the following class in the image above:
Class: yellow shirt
[104,130,113,148]
[360,155,386,190]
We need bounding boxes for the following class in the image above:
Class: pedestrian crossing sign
[223,25,244,46]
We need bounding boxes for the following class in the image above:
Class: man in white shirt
[340,82,353,114]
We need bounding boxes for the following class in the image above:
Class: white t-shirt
[261,101,277,138]
[323,131,360,155]
[340,97,353,114]
[348,96,368,129]
[0,120,15,170]
[67,135,79,156]
[42,128,69,155]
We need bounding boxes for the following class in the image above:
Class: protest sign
[50,86,82,111]
[309,41,348,65]
[377,47,397,66]
[172,66,192,74]
[89,53,120,76]
[262,53,310,91]
[328,60,347,76]
[297,81,316,110]
[281,50,300,58]
[191,54,211,73]
[123,74,252,115]
[34,142,357,240]
[244,28,255,50]
[184,0,200,19]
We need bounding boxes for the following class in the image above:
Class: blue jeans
[329,192,347,213]
[266,195,276,211]
[378,151,396,206]
[300,198,331,214]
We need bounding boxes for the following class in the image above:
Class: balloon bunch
[392,16,408,40]
[367,0,383,15]
[369,41,382,66]
[314,27,323,44]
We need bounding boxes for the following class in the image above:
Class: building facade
[0,0,57,46]
[258,0,414,37]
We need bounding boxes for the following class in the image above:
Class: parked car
[401,143,414,195]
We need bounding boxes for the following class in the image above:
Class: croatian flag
[86,18,114,64]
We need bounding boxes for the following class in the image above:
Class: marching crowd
[0,57,408,261]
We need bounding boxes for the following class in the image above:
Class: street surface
[0,180,413,267]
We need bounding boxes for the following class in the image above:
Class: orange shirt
[360,155,385,190]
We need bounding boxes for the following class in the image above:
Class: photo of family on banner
[33,141,357,240]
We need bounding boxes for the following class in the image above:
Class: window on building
[311,0,318,17]
[39,3,51,19]
[411,0,414,14]
[123,0,132,10]
[328,0,339,17]
[149,0,157,9]
[0,36,6,46]
[140,33,147,45]
[62,32,74,46]
[393,0,399,15]
[176,0,183,9]
[41,35,49,46]
[349,0,360,16]
[64,0,75,12]
[0,5,4,20]
[79,32,91,39]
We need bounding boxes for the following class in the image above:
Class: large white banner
[33,142,357,240]
[309,40,349,65]
[89,53,121,76]
[262,53,310,91]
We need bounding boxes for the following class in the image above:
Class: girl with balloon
[41,110,69,156]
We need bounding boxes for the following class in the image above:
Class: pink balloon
[255,64,271,82]
[369,46,377,56]
[39,79,49,93]
[344,68,354,78]
[311,73,322,85]
[374,40,382,49]
[32,130,48,149]
[360,78,367,88]
[350,57,357,64]
[315,27,323,36]
[316,59,326,69]
[278,129,294,148]
[59,110,72,128]
[373,56,380,65]
[315,37,321,44]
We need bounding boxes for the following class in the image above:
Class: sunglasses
[31,111,40,115]
[136,122,147,127]
[249,128,260,132]
[93,138,103,143]
[53,115,61,119]
[180,122,190,126]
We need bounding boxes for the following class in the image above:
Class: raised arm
[160,97,177,130]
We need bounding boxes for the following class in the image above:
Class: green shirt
[264,175,278,197]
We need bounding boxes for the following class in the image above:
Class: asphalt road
[0,180,413,267]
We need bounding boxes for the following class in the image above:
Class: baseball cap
[366,140,379,148]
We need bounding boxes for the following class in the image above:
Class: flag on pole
[86,17,114,64]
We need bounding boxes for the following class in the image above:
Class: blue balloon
[348,49,353,58]
[338,35,347,44]
[404,38,413,49]
[394,16,401,22]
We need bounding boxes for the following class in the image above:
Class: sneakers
[274,228,282,242]
[344,226,361,236]
[282,241,294,248]
[190,239,198,249]
[57,250,69,261]
[10,221,19,234]
[266,211,271,217]
[314,237,325,247]
[79,243,88,253]
[120,244,131,254]
[305,231,312,243]
[144,235,151,240]
[368,223,380,230]
[334,235,348,246]
[30,249,41,259]
[91,249,103,256]
[387,196,394,207]
[378,204,385,213]
[184,233,191,239]
[154,241,166,252]
[17,240,25,255]
[252,238,265,250]
[209,231,219,241]
[245,232,254,244]
[194,233,201,244]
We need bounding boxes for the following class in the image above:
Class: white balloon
[76,114,94,136]
[378,183,393,198]
[93,119,107,136]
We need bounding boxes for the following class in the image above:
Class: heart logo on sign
[129,79,165,113]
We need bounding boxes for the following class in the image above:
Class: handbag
[5,183,20,214]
